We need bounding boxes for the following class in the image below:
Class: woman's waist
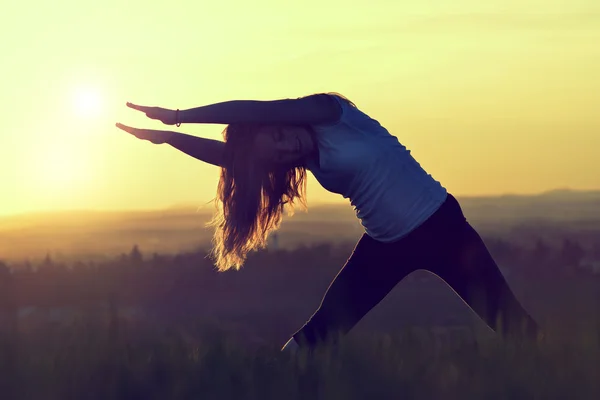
[351,186,449,240]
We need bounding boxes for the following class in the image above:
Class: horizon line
[1,187,599,219]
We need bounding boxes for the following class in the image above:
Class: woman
[116,92,541,351]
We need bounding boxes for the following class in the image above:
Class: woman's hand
[115,123,175,144]
[126,102,178,125]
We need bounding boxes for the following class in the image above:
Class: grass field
[1,315,599,400]
[1,241,599,399]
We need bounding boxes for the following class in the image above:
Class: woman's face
[253,125,316,167]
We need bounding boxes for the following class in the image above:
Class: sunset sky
[1,0,599,216]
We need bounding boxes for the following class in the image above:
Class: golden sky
[1,0,599,216]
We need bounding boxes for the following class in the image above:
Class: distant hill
[158,189,600,223]
[458,189,600,223]
[1,189,599,262]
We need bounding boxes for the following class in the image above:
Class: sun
[72,86,103,118]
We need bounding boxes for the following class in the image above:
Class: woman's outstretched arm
[166,133,224,167]
[127,94,341,126]
[116,123,224,167]
[179,94,339,125]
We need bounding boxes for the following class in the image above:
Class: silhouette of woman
[116,92,540,351]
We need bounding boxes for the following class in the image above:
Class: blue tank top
[306,95,448,242]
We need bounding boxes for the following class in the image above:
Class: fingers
[126,102,151,113]
[115,123,148,140]
[115,123,162,143]
[115,122,136,134]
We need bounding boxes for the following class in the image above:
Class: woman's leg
[431,220,540,340]
[290,233,420,349]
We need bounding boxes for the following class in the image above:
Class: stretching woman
[116,92,540,351]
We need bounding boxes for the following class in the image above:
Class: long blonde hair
[207,92,354,271]
[207,123,308,271]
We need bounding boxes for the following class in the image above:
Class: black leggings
[292,193,539,348]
